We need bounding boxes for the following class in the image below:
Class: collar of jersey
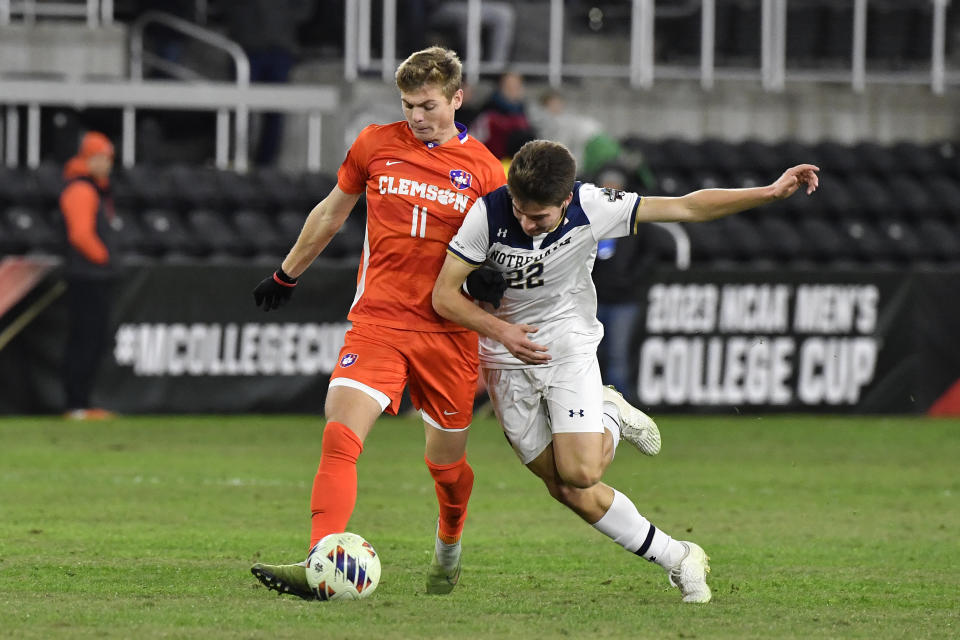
[422,122,469,149]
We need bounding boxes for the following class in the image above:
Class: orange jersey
[338,121,506,332]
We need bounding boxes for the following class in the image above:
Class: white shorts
[483,356,604,465]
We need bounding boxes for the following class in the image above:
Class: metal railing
[0,80,338,172]
[347,0,957,94]
[129,10,252,170]
[0,0,112,27]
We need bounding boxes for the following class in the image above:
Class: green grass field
[1,414,958,639]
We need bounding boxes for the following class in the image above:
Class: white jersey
[448,182,644,368]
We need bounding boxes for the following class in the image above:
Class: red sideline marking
[0,256,58,317]
[928,378,960,416]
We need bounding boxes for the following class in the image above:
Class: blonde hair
[395,46,462,100]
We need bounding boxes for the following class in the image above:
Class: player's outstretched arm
[433,254,551,365]
[637,164,820,224]
[281,185,361,278]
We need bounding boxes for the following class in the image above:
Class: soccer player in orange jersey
[250,47,507,599]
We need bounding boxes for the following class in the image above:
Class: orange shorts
[329,322,479,430]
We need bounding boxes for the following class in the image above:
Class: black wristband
[275,267,298,285]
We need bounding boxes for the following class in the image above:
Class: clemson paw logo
[449,170,472,190]
[339,353,359,367]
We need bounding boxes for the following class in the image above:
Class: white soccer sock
[601,404,621,452]
[591,489,687,569]
[435,536,461,570]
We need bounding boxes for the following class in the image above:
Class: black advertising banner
[630,269,922,413]
[100,263,358,413]
[0,261,358,414]
[2,264,959,415]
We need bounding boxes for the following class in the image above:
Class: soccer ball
[305,532,381,601]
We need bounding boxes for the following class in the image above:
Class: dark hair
[507,140,577,206]
[395,46,462,99]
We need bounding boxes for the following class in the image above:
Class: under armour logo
[568,409,585,417]
[497,228,508,238]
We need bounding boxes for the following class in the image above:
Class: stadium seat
[140,208,204,258]
[880,220,930,262]
[721,215,773,265]
[166,164,225,211]
[619,136,669,173]
[739,140,789,177]
[929,141,960,178]
[109,208,151,259]
[298,172,338,210]
[700,138,749,178]
[917,219,960,263]
[34,161,65,209]
[682,219,738,266]
[185,208,252,258]
[811,141,861,177]
[797,217,856,265]
[921,175,960,221]
[254,167,304,211]
[842,219,896,266]
[807,177,860,219]
[2,206,62,255]
[0,167,46,209]
[852,141,898,178]
[771,140,814,170]
[216,170,270,211]
[276,209,308,247]
[886,175,936,221]
[891,141,941,178]
[652,169,692,197]
[112,165,175,210]
[660,138,710,174]
[753,214,812,265]
[844,174,897,221]
[232,209,288,258]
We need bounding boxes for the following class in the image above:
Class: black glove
[253,267,297,311]
[464,267,507,309]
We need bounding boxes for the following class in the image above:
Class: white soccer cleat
[603,385,661,456]
[667,541,712,603]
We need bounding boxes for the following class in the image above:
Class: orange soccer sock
[425,454,474,544]
[309,421,364,549]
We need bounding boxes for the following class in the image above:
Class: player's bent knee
[557,464,602,490]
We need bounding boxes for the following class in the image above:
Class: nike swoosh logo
[442,410,459,415]
[386,160,403,166]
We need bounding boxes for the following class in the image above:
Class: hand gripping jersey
[337,121,506,331]
[448,182,644,368]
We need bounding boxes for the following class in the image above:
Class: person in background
[226,0,316,166]
[430,1,516,71]
[592,164,668,403]
[59,131,118,421]
[471,71,534,160]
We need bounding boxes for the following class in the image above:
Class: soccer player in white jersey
[433,140,819,603]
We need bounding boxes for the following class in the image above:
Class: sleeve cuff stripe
[447,246,484,267]
[630,196,643,235]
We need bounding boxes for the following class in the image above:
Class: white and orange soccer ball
[305,532,381,601]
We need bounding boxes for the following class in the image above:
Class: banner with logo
[0,262,357,414]
[628,269,948,413]
[2,264,958,415]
